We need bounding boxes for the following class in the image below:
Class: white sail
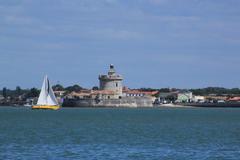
[37,75,58,106]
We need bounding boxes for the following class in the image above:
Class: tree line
[0,84,85,99]
[189,87,240,96]
[1,86,240,99]
[136,87,240,96]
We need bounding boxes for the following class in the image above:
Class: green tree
[26,88,40,98]
[190,87,240,96]
[65,85,83,92]
[159,88,171,92]
[92,86,99,90]
[139,88,157,92]
[52,84,64,91]
[2,87,7,98]
[16,86,22,96]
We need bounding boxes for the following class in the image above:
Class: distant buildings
[156,91,205,104]
[123,88,158,98]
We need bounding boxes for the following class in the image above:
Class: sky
[0,0,240,89]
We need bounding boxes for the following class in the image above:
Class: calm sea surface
[0,107,240,160]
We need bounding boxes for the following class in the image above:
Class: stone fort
[99,64,123,97]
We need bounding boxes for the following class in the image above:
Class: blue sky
[0,0,240,89]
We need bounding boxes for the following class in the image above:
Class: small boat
[32,75,60,110]
[158,103,178,107]
[24,104,32,107]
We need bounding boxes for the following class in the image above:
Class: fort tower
[99,64,123,96]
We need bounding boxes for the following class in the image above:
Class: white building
[193,96,205,103]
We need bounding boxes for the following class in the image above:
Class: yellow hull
[32,105,60,110]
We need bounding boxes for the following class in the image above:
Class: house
[0,94,4,101]
[176,91,193,103]
[193,96,205,103]
[54,91,66,97]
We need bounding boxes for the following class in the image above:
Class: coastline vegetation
[139,87,240,96]
[1,85,240,106]
[1,86,240,99]
[0,84,85,99]
[189,87,240,96]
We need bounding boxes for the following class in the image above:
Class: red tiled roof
[91,90,115,95]
[123,90,158,95]
[70,91,91,96]
[228,97,240,101]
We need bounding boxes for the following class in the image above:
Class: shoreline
[2,103,240,108]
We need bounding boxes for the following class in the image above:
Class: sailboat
[32,75,60,110]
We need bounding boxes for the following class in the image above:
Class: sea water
[0,107,240,160]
